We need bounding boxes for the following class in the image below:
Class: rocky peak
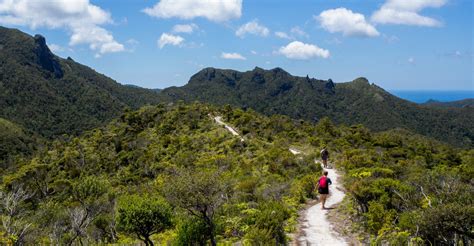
[324,78,335,93]
[34,34,63,78]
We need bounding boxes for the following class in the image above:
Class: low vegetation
[0,103,471,245]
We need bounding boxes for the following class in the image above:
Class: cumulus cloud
[372,0,447,27]
[172,23,198,33]
[221,52,246,60]
[278,41,330,60]
[275,31,292,40]
[317,8,379,37]
[143,0,242,22]
[158,33,184,48]
[0,0,124,56]
[236,20,269,38]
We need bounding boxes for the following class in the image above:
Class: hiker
[320,147,329,168]
[317,170,332,209]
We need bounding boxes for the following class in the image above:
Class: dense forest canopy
[0,103,471,245]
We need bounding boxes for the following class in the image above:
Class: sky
[0,0,472,91]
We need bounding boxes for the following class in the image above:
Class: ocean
[390,90,474,103]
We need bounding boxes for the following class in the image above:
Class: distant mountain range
[158,67,473,147]
[421,99,474,108]
[1,26,472,148]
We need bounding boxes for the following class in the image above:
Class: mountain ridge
[1,26,472,147]
[0,26,162,138]
[158,67,473,147]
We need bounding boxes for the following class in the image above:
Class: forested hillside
[421,98,474,108]
[0,26,161,138]
[0,103,471,245]
[159,67,474,147]
[0,118,40,168]
[1,25,472,151]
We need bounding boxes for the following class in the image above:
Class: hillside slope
[1,103,471,245]
[0,118,39,168]
[159,67,474,147]
[0,26,161,138]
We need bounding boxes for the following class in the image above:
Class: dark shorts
[322,156,328,161]
[318,187,329,194]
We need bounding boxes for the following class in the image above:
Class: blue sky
[0,0,472,91]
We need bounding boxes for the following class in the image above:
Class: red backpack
[319,176,327,188]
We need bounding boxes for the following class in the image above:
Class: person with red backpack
[317,170,332,209]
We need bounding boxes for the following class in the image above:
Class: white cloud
[278,41,330,60]
[126,39,139,52]
[372,0,447,27]
[236,20,269,38]
[250,50,257,55]
[275,31,292,39]
[48,43,65,53]
[158,33,184,48]
[382,34,400,43]
[143,0,242,22]
[317,8,379,37]
[275,26,309,40]
[172,23,198,33]
[70,26,124,54]
[0,0,124,56]
[221,52,246,60]
[408,57,415,63]
[290,26,309,38]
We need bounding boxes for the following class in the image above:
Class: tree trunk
[210,238,216,246]
[144,236,154,246]
[204,217,216,246]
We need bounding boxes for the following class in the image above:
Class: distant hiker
[317,171,332,209]
[320,147,329,168]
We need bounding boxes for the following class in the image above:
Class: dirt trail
[213,116,244,142]
[212,119,348,245]
[296,162,348,245]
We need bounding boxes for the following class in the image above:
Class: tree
[67,176,112,245]
[164,169,228,246]
[116,195,172,246]
[0,186,33,245]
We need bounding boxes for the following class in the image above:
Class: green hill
[0,118,40,168]
[158,67,474,147]
[0,103,471,245]
[0,26,161,138]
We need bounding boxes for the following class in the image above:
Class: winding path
[213,116,244,142]
[211,117,348,245]
[296,162,348,245]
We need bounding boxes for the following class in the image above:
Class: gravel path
[213,116,244,142]
[296,163,348,246]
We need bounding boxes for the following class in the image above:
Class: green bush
[116,195,172,246]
